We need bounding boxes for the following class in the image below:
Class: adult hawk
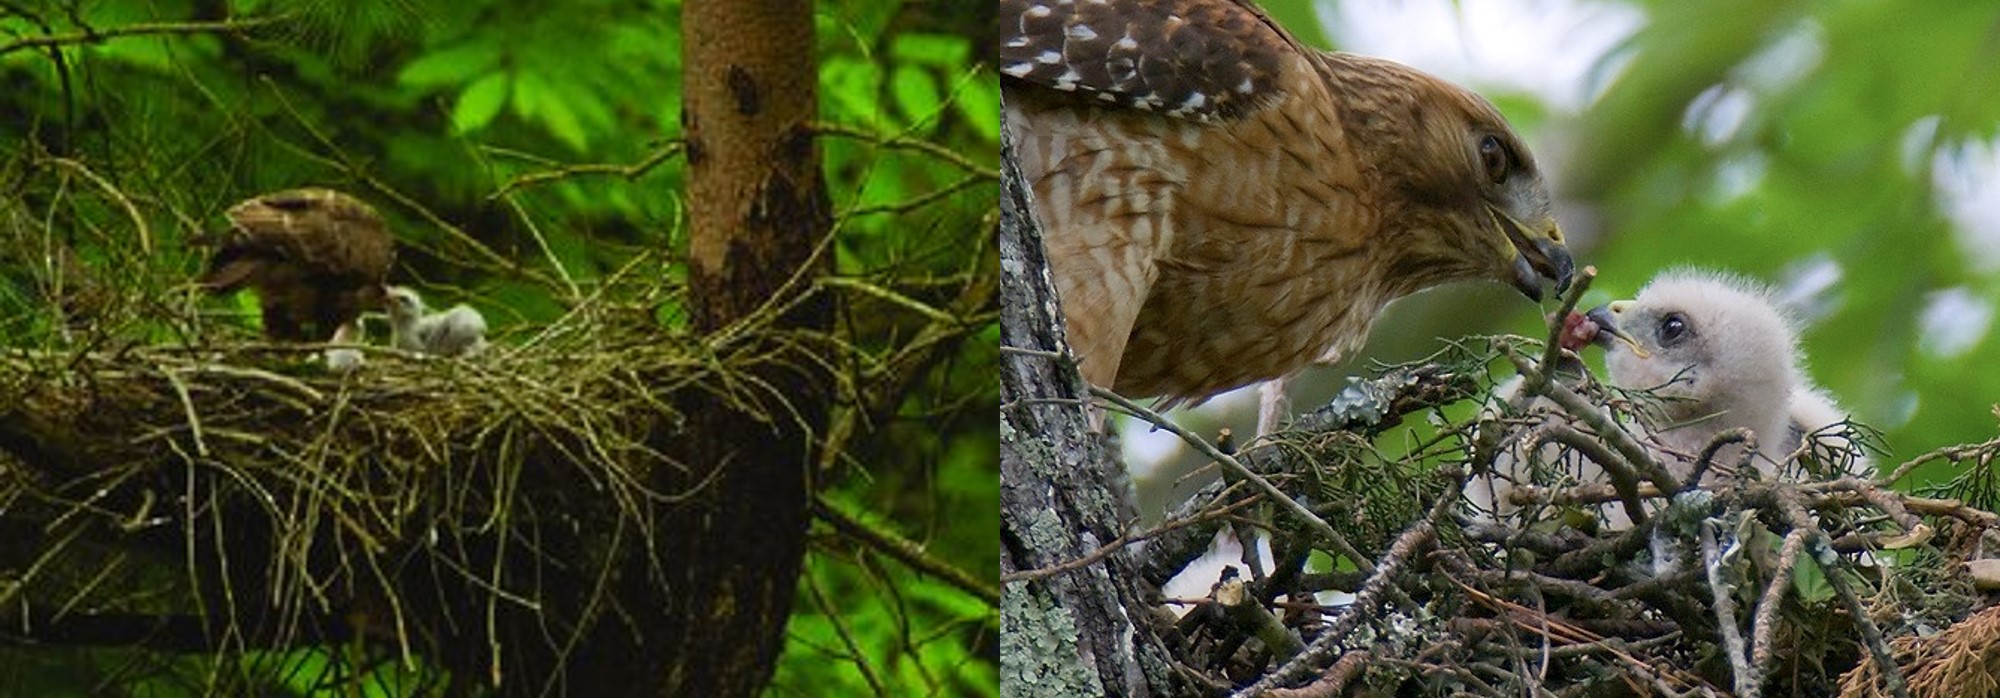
[194,188,396,344]
[1002,0,1575,423]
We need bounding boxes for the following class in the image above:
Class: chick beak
[1493,207,1575,301]
[1584,304,1650,358]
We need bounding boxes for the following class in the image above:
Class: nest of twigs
[1128,316,2000,697]
[0,264,816,688]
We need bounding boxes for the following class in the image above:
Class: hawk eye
[1479,135,1508,184]
[1658,313,1689,346]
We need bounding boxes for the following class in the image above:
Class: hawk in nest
[193,188,396,344]
[1002,0,1574,425]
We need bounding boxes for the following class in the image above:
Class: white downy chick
[1591,269,1863,480]
[325,320,366,373]
[385,286,489,358]
[1468,269,1865,529]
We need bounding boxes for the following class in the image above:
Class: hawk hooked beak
[1491,205,1574,302]
[1585,303,1651,359]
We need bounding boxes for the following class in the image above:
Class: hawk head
[1381,64,1573,301]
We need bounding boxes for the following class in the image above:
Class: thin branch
[1234,487,1456,697]
[1750,529,1806,677]
[1506,348,1681,495]
[1218,577,1305,662]
[1523,265,1598,397]
[1263,650,1367,698]
[0,16,283,57]
[1003,494,1262,584]
[1698,519,1758,698]
[813,495,998,608]
[1881,435,2000,486]
[1769,486,1909,698]
[1092,386,1348,558]
[811,122,998,180]
[487,141,686,199]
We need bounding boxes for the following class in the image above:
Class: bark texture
[570,0,832,695]
[998,110,1177,697]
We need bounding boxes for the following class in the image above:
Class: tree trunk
[571,1,830,695]
[998,109,1178,696]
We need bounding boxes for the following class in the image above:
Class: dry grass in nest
[0,282,827,680]
[1843,604,2000,698]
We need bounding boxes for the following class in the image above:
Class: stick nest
[0,276,809,686]
[1123,334,2000,698]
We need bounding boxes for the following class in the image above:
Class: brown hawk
[1002,0,1575,421]
[193,188,395,344]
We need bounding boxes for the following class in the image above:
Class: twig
[1523,265,1598,397]
[1506,349,1681,495]
[1769,486,1909,698]
[1092,386,1346,552]
[0,16,283,57]
[813,496,998,608]
[161,367,210,458]
[1881,435,2000,486]
[40,157,152,254]
[1688,428,1754,487]
[1527,421,1650,525]
[1264,650,1369,698]
[1233,488,1454,698]
[1002,495,1261,584]
[1218,577,1305,662]
[1801,480,2000,528]
[488,141,686,199]
[811,122,998,180]
[1698,519,1758,698]
[1750,529,1806,677]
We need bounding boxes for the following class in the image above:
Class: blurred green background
[0,0,995,695]
[1131,0,2000,513]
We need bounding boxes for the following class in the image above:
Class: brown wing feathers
[193,188,395,342]
[999,0,1295,121]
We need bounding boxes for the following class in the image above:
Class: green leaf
[951,69,1001,142]
[888,33,969,68]
[398,40,503,91]
[1791,555,1834,603]
[821,57,883,125]
[889,65,942,126]
[513,70,590,152]
[451,72,511,134]
[90,37,175,72]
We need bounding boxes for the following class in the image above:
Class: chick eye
[1658,313,1689,346]
[1479,135,1509,184]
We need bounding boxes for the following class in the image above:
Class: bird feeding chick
[384,286,488,358]
[1001,0,1573,434]
[1569,269,1865,480]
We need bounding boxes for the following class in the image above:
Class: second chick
[385,286,489,358]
